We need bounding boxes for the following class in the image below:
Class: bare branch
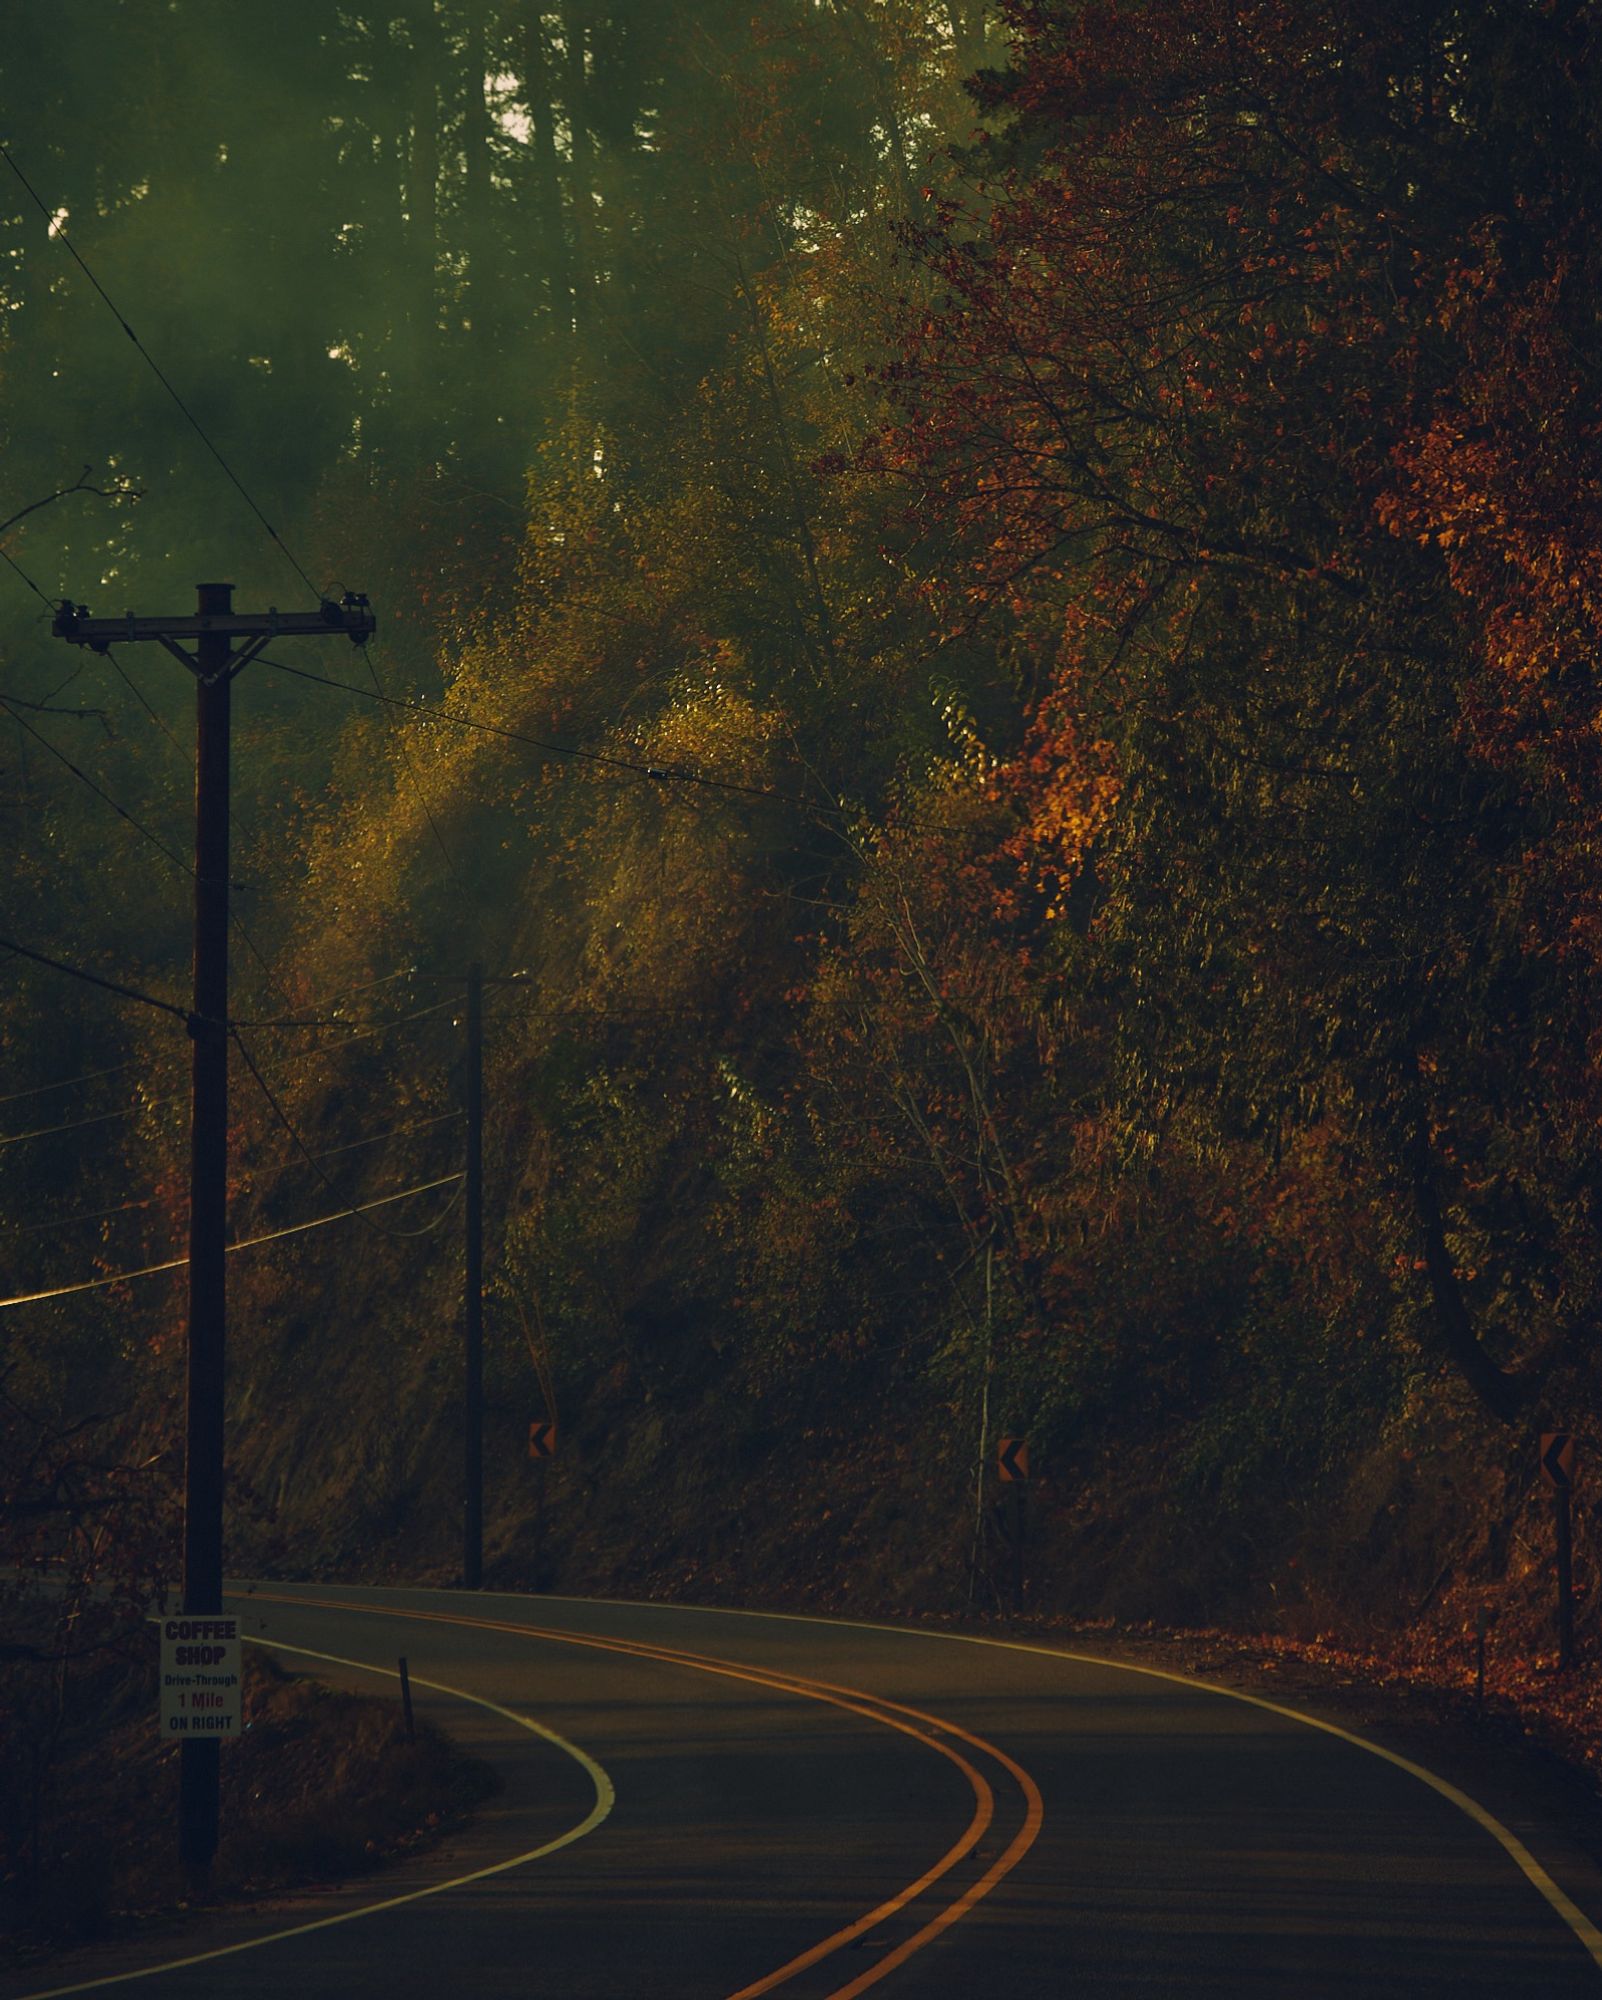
[0,464,143,542]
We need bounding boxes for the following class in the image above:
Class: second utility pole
[463,961,484,1589]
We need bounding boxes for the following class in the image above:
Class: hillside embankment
[0,1651,496,1962]
[221,1333,1602,1802]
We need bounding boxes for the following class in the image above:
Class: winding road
[10,1582,1602,1997]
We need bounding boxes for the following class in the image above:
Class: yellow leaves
[637,679,779,778]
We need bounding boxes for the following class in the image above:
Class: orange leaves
[1003,727,1120,916]
[1379,232,1602,867]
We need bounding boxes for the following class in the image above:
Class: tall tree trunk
[1406,1094,1527,1426]
[730,237,844,690]
[947,2,993,74]
[828,2,918,219]
[361,12,422,463]
[462,0,495,362]
[522,4,570,350]
[406,0,444,438]
[562,0,597,361]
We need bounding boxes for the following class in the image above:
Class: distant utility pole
[1541,1430,1578,1670]
[450,962,537,1594]
[464,960,484,1590]
[53,584,375,1888]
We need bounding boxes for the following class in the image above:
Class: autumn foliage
[869,0,1602,1437]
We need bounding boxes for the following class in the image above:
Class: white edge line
[13,1637,616,2000]
[690,1605,1602,1971]
[251,1581,1602,1973]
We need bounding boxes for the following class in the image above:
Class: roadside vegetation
[1,1649,496,1957]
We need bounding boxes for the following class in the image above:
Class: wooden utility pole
[463,961,484,1589]
[1557,1488,1576,1669]
[421,963,533,1593]
[1541,1431,1578,1670]
[52,585,375,1887]
[182,588,232,1881]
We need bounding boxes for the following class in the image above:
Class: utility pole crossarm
[51,594,375,651]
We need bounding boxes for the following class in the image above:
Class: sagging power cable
[0,1056,148,1108]
[229,996,456,1041]
[1,687,299,1016]
[360,635,467,894]
[231,1027,465,1241]
[0,1172,466,1312]
[0,541,54,609]
[0,932,199,1028]
[2,1110,463,1234]
[0,1085,187,1152]
[0,698,188,872]
[0,142,322,603]
[257,653,848,816]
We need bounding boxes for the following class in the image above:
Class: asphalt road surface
[11,1583,1602,1998]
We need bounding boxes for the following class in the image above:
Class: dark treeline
[1,2,977,609]
[3,2,1600,1862]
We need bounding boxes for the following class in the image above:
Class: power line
[0,1006,458,1202]
[0,1055,149,1108]
[230,995,456,1039]
[1,1110,463,1233]
[0,932,197,1026]
[240,962,421,1025]
[244,1108,462,1186]
[226,918,299,1019]
[0,1190,157,1235]
[103,642,279,886]
[318,964,422,1007]
[0,929,447,1093]
[202,969,441,1035]
[0,687,104,721]
[0,960,424,1120]
[258,653,846,816]
[0,142,322,602]
[0,697,190,872]
[0,541,54,608]
[231,1027,466,1241]
[0,1085,187,1151]
[2,680,299,1017]
[0,947,418,1117]
[360,638,468,896]
[103,643,187,762]
[0,1171,466,1311]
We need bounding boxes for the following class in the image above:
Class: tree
[880,0,1601,1423]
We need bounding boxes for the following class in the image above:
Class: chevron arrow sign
[1541,1432,1575,1491]
[997,1436,1030,1484]
[528,1419,557,1461]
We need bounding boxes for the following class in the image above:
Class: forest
[2,0,1599,1845]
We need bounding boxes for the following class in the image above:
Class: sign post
[997,1437,1030,1615]
[1541,1431,1577,1668]
[528,1419,556,1591]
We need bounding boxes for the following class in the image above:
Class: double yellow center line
[251,1591,1045,1998]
